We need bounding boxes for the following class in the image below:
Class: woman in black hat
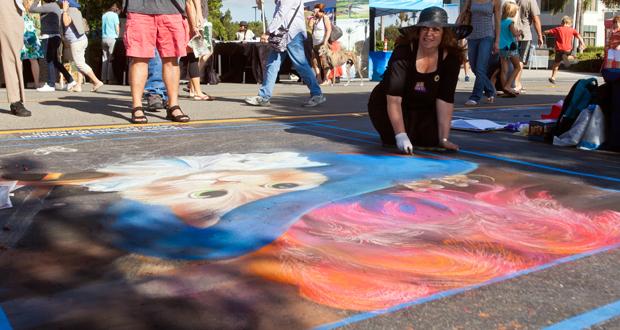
[368,7,471,153]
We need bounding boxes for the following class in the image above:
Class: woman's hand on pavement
[395,133,413,155]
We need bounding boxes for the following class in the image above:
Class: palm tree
[396,12,410,27]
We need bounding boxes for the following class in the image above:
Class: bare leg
[84,71,102,87]
[506,56,521,92]
[190,76,204,97]
[550,62,561,81]
[161,57,184,117]
[514,61,524,91]
[500,58,509,90]
[129,58,149,111]
[29,59,40,88]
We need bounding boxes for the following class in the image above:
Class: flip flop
[91,82,104,92]
[192,94,216,101]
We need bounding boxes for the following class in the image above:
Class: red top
[609,29,620,49]
[545,26,579,52]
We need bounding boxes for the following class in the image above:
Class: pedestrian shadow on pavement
[39,95,134,122]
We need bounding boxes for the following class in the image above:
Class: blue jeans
[258,33,321,100]
[145,49,168,101]
[468,37,496,101]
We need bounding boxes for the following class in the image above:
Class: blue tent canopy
[370,0,443,16]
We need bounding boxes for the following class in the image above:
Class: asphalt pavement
[0,69,619,330]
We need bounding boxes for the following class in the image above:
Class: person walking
[458,0,500,105]
[124,0,197,124]
[245,0,326,107]
[606,16,620,69]
[513,0,543,93]
[101,3,119,84]
[21,0,44,89]
[61,0,104,92]
[544,16,585,83]
[1,0,31,116]
[498,2,521,97]
[30,0,76,92]
[309,3,332,85]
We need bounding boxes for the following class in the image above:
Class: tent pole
[369,7,375,51]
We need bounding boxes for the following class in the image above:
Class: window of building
[540,0,552,12]
[583,0,597,12]
[582,25,597,47]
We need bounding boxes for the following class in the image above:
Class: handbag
[267,1,302,52]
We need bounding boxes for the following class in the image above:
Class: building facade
[539,0,619,48]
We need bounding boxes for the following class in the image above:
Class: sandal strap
[132,107,148,121]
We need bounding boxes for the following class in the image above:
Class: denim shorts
[500,49,519,59]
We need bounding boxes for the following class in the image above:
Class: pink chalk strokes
[248,176,620,311]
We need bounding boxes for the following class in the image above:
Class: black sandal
[131,106,148,124]
[166,105,190,123]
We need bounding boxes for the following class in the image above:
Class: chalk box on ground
[528,119,557,142]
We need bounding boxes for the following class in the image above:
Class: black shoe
[10,102,31,117]
[145,94,165,112]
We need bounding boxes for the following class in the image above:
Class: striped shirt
[469,0,495,40]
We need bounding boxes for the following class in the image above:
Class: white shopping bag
[553,105,593,147]
[578,105,606,150]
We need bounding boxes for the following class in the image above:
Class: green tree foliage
[375,25,400,51]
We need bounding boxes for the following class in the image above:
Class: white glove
[395,133,413,154]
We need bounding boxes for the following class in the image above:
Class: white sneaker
[65,81,78,91]
[303,94,326,107]
[36,84,55,92]
[244,96,270,106]
[464,99,478,106]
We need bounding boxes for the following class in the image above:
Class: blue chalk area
[107,153,477,260]
[0,307,12,330]
[543,299,620,330]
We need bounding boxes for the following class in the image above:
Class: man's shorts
[608,49,620,62]
[518,40,531,64]
[554,50,571,63]
[124,12,189,58]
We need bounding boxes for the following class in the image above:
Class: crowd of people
[0,1,618,154]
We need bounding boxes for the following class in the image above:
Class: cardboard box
[528,119,557,142]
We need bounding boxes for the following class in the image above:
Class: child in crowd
[544,16,585,83]
[606,15,620,69]
[498,1,521,97]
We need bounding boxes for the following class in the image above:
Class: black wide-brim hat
[399,6,472,40]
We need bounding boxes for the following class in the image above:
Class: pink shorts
[124,13,189,58]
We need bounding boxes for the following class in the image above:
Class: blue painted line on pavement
[458,149,620,183]
[306,123,620,184]
[314,242,620,330]
[543,299,620,330]
[0,307,12,330]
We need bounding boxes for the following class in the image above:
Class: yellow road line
[0,112,368,135]
[0,102,551,136]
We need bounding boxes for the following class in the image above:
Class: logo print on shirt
[414,82,427,93]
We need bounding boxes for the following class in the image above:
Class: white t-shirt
[236,29,255,41]
[312,17,326,46]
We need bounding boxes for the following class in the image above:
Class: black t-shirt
[382,43,460,105]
